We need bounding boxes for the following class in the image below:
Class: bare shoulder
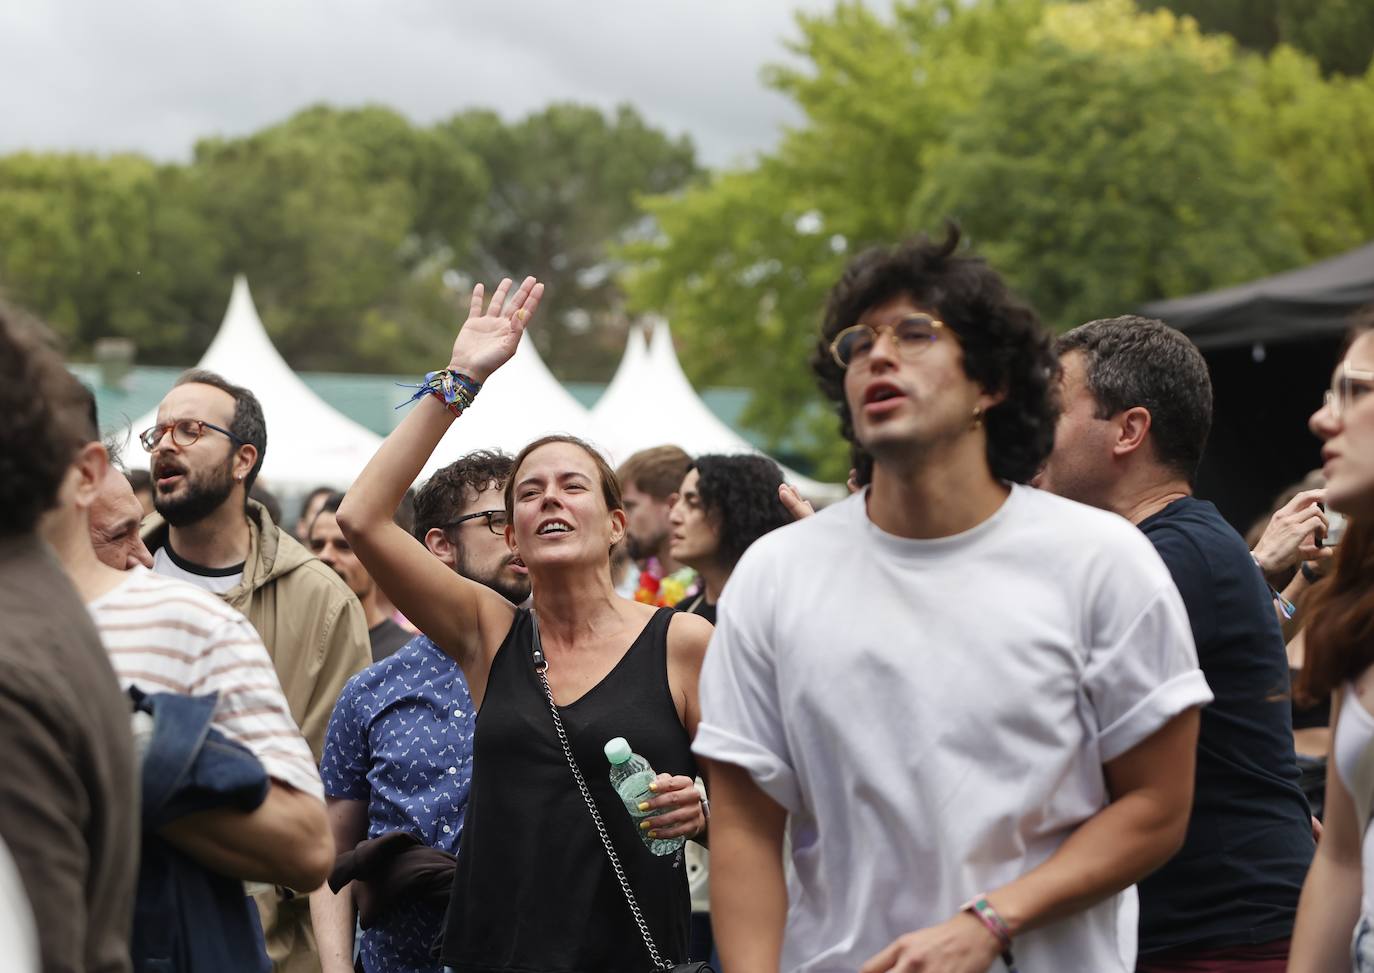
[666,609,713,665]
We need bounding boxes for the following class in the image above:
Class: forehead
[94,467,143,524]
[1343,332,1374,373]
[857,294,939,326]
[517,442,601,483]
[1057,351,1094,399]
[458,481,505,518]
[157,382,236,425]
[309,510,344,539]
[678,468,700,494]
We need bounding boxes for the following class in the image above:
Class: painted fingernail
[637,802,651,812]
[648,831,659,838]
[640,820,653,831]
[648,782,658,792]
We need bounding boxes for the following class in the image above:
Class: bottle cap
[604,737,632,765]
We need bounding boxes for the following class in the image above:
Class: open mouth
[154,467,186,491]
[536,519,573,537]
[863,383,903,405]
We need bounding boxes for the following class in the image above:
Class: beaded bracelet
[960,894,1019,972]
[396,369,483,418]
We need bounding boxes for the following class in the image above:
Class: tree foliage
[0,103,698,378]
[625,0,1374,475]
[1141,0,1374,76]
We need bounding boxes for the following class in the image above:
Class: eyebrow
[516,471,593,490]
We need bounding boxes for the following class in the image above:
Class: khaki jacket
[143,499,370,759]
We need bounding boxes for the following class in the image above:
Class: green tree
[439,103,699,381]
[0,152,220,360]
[1141,0,1374,76]
[626,0,1374,474]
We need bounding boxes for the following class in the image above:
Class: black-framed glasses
[1323,367,1374,419]
[443,509,509,535]
[138,418,244,453]
[829,313,947,368]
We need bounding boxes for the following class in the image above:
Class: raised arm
[337,277,543,696]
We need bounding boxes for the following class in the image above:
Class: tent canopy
[121,276,385,492]
[593,321,843,501]
[1140,242,1374,350]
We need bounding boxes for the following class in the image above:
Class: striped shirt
[89,566,323,800]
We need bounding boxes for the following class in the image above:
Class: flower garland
[634,557,701,608]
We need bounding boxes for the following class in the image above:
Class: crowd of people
[0,226,1371,973]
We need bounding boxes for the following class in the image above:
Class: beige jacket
[144,500,371,973]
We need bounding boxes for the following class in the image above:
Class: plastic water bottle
[604,736,684,856]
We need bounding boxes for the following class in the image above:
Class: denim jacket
[130,689,272,973]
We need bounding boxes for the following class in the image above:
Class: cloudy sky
[0,0,851,168]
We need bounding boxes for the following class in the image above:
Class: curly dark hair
[691,454,792,569]
[0,302,89,536]
[414,449,516,541]
[1056,316,1213,483]
[812,225,1059,485]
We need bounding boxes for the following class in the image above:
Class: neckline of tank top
[528,606,671,711]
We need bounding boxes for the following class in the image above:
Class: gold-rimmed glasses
[829,313,947,368]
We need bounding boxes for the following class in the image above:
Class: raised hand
[448,276,545,384]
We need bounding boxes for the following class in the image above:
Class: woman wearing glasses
[1288,312,1374,972]
[337,277,711,973]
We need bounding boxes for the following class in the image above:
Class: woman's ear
[608,508,627,547]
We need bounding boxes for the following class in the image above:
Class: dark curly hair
[0,302,89,536]
[413,449,516,541]
[812,225,1059,485]
[691,454,792,569]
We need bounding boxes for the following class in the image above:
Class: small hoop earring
[971,405,984,428]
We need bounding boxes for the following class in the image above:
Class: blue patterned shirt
[322,634,474,973]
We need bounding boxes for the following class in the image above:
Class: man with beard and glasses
[616,444,698,606]
[313,450,531,973]
[140,368,371,973]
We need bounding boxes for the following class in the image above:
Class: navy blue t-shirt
[1137,497,1315,954]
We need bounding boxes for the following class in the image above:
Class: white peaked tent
[419,331,603,479]
[122,276,385,492]
[592,320,843,501]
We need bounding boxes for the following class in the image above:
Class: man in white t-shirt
[693,227,1214,973]
[42,403,333,895]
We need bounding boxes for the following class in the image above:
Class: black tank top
[441,607,695,972]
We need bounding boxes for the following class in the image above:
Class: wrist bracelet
[961,894,1018,972]
[396,368,483,417]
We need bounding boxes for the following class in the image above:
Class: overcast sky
[0,0,851,169]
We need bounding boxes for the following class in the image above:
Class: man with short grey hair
[1038,315,1315,971]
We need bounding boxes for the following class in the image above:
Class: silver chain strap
[530,620,673,972]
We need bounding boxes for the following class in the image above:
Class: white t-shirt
[153,545,243,594]
[90,567,323,800]
[693,485,1212,973]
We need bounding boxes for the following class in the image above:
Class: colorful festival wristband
[961,894,1018,972]
[396,369,483,417]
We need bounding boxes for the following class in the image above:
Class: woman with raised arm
[336,277,712,973]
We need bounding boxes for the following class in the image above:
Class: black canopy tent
[1140,242,1374,532]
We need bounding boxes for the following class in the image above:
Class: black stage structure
[1141,241,1374,533]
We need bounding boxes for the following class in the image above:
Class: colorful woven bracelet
[961,894,1018,972]
[396,369,483,417]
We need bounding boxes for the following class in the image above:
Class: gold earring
[972,405,984,428]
